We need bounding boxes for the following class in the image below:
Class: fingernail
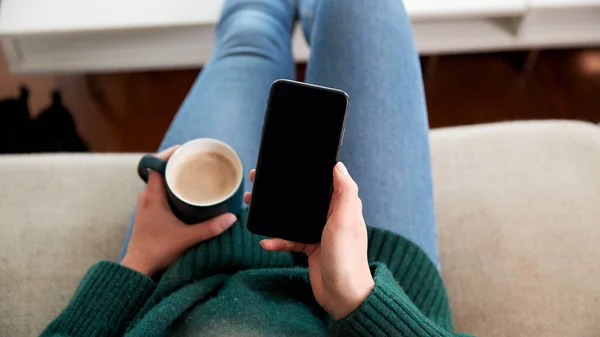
[225,213,237,225]
[337,162,348,175]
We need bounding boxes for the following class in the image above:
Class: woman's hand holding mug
[122,145,237,277]
[245,162,375,319]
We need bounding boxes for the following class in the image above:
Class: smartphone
[247,79,349,243]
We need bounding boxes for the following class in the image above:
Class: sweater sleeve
[40,261,156,337]
[332,263,473,337]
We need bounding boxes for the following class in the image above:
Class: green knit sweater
[41,210,471,337]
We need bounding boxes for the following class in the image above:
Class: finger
[144,145,179,204]
[330,162,360,219]
[146,170,168,204]
[244,192,252,205]
[327,187,337,218]
[182,213,237,246]
[156,145,180,160]
[249,169,256,183]
[260,238,305,253]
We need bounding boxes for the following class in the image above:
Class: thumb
[331,162,360,215]
[181,213,237,247]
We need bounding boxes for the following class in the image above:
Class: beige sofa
[1,120,599,337]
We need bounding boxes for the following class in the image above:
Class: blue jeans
[121,0,439,267]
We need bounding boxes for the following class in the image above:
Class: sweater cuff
[45,261,156,336]
[332,262,452,337]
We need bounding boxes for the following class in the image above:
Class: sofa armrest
[0,154,143,337]
[432,120,600,336]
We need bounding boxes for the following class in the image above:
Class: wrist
[121,254,154,277]
[328,276,375,320]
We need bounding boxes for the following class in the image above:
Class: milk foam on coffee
[171,151,239,204]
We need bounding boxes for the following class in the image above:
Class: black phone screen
[247,80,348,243]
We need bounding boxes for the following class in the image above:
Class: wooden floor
[1,48,599,152]
[424,50,600,126]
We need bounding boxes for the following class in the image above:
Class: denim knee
[215,2,293,59]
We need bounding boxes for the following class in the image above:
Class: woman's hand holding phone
[244,162,375,320]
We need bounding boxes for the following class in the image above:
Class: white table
[1,0,599,73]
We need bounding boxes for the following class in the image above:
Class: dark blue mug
[137,138,244,224]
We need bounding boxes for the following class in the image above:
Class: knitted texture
[41,210,472,336]
[41,261,155,336]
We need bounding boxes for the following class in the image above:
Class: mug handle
[138,154,168,183]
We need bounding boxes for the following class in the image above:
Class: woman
[41,0,471,336]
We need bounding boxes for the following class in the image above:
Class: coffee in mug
[137,138,244,224]
[170,151,240,205]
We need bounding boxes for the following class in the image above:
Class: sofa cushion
[432,121,600,336]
